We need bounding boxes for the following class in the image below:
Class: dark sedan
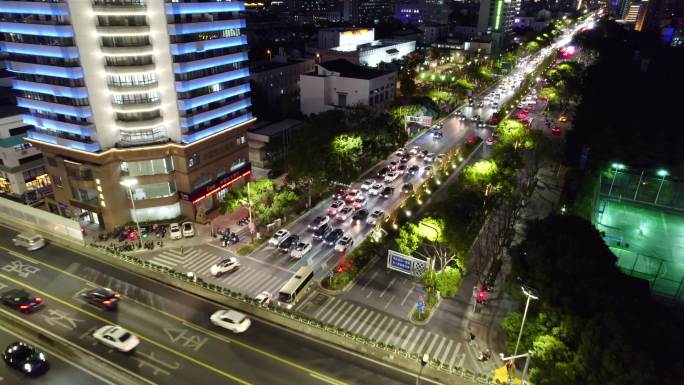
[82,287,121,310]
[3,341,49,376]
[324,228,344,246]
[1,289,43,313]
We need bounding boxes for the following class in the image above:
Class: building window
[337,93,347,107]
[121,156,174,177]
[230,158,246,172]
[128,181,177,201]
[192,175,211,190]
[236,135,245,145]
[53,175,63,188]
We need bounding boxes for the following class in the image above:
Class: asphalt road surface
[0,226,444,385]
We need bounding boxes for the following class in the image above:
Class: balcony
[181,113,253,144]
[104,64,155,75]
[118,127,168,147]
[92,0,146,16]
[17,97,92,118]
[115,117,163,130]
[0,41,79,59]
[112,99,161,112]
[0,22,74,37]
[177,83,250,111]
[6,61,83,79]
[175,67,249,93]
[13,79,88,99]
[167,19,245,36]
[0,1,70,16]
[96,25,150,37]
[22,114,95,137]
[164,2,245,15]
[170,35,247,56]
[107,82,158,94]
[27,130,101,153]
[173,52,247,74]
[101,45,153,56]
[180,98,251,128]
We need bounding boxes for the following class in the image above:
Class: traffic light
[476,290,487,304]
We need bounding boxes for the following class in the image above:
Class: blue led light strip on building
[177,83,251,111]
[164,1,245,15]
[17,98,92,118]
[180,98,251,128]
[168,19,246,35]
[0,22,74,37]
[13,79,88,99]
[170,35,248,55]
[175,68,250,92]
[23,114,93,137]
[0,1,69,16]
[173,52,248,74]
[27,131,101,153]
[6,61,83,79]
[0,42,79,59]
[182,113,253,144]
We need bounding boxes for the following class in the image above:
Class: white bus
[277,266,314,309]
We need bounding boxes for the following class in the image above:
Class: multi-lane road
[0,226,442,385]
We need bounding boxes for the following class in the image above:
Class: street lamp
[655,169,669,204]
[416,353,429,385]
[514,286,538,356]
[120,178,142,248]
[500,351,532,385]
[608,163,625,196]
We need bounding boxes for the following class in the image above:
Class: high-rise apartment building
[0,0,254,229]
[477,0,522,51]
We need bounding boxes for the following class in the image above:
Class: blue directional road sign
[417,300,424,314]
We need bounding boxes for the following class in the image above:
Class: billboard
[386,250,431,277]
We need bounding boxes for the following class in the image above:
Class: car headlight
[24,363,32,372]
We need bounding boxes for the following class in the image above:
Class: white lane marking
[339,306,362,329]
[400,326,418,349]
[379,277,396,299]
[323,302,350,324]
[368,316,388,340]
[449,342,462,367]
[425,334,441,356]
[309,373,340,385]
[360,271,378,291]
[416,332,434,354]
[319,298,344,321]
[383,295,395,310]
[360,312,382,336]
[350,309,376,334]
[400,283,414,306]
[209,243,296,273]
[342,308,366,331]
[313,296,335,318]
[332,303,358,326]
[440,339,454,363]
[365,290,373,298]
[376,319,396,343]
[407,328,424,352]
[390,324,409,347]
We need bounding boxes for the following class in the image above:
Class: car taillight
[114,293,121,298]
[103,300,111,305]
[35,298,42,303]
[20,305,30,310]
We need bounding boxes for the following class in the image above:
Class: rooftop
[250,57,313,73]
[316,59,394,80]
[249,119,303,138]
[0,135,26,148]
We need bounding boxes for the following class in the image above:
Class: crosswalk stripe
[425,334,440,356]
[153,254,184,265]
[339,306,362,329]
[351,308,375,334]
[342,308,368,331]
[266,276,286,294]
[433,337,447,359]
[186,256,216,274]
[390,324,409,347]
[449,342,461,367]
[332,303,358,326]
[224,268,259,287]
[407,329,424,352]
[314,297,335,318]
[256,275,280,295]
[320,299,344,322]
[360,313,382,336]
[400,327,417,350]
[368,316,388,340]
[440,340,454,363]
[184,251,217,271]
[240,270,271,293]
[416,332,434,354]
[376,319,396,343]
[325,302,351,324]
[149,259,175,269]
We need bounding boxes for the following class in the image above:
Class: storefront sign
[179,163,251,204]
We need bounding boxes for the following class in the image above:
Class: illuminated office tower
[0,0,254,229]
[477,0,522,51]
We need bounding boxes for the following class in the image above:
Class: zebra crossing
[147,247,288,297]
[308,296,465,367]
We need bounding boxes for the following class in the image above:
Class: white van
[12,233,46,251]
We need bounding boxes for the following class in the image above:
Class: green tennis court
[595,198,684,299]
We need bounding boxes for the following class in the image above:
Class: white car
[408,146,421,155]
[334,235,354,253]
[268,229,290,246]
[181,221,195,237]
[366,210,385,226]
[169,223,182,240]
[360,179,374,191]
[210,257,240,277]
[210,309,251,333]
[254,291,271,306]
[384,172,399,183]
[92,325,140,352]
[368,183,384,196]
[290,242,312,259]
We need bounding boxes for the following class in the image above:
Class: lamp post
[416,353,429,385]
[266,49,272,61]
[514,286,538,356]
[633,170,645,200]
[654,169,669,204]
[608,163,625,196]
[500,351,532,385]
[120,178,142,248]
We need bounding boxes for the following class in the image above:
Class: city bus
[277,266,314,309]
